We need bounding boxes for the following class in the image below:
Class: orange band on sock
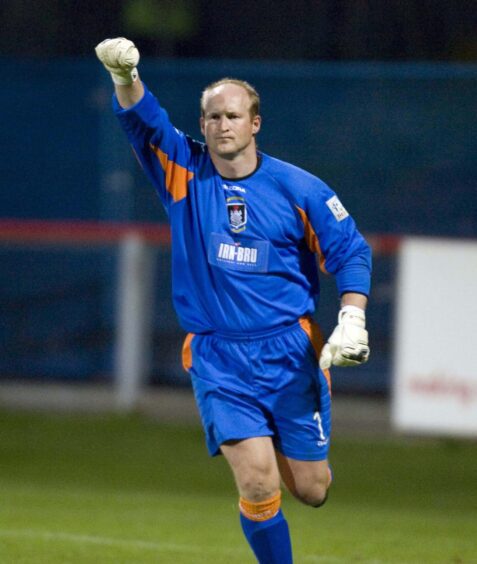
[239,491,282,522]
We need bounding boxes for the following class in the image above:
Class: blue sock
[240,509,293,563]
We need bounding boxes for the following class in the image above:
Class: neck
[210,150,258,179]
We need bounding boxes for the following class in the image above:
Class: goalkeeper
[96,37,371,564]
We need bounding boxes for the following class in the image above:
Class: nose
[218,116,230,131]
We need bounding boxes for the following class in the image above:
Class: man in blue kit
[96,38,371,563]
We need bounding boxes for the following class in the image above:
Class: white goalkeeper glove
[319,305,370,370]
[95,37,140,85]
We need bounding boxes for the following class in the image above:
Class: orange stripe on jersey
[239,491,281,522]
[322,368,331,394]
[299,316,331,393]
[181,333,195,371]
[150,144,194,202]
[295,205,328,274]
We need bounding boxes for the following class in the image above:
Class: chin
[215,147,238,158]
[217,142,235,152]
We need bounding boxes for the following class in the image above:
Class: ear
[252,115,261,135]
[200,116,205,136]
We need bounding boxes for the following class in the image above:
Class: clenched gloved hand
[319,305,370,370]
[95,37,140,85]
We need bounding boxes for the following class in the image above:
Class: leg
[276,452,332,508]
[221,437,293,563]
[221,436,280,501]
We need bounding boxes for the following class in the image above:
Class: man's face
[200,84,261,160]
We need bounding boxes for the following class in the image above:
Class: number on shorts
[313,411,326,443]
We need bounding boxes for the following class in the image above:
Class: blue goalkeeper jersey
[114,84,371,335]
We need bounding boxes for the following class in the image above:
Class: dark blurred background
[1,0,477,61]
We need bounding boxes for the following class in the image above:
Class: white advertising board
[392,237,477,436]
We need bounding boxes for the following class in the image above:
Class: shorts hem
[209,431,274,457]
[274,445,330,462]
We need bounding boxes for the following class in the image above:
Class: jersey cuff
[335,265,371,297]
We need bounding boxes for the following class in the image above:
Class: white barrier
[115,234,155,411]
[392,237,477,436]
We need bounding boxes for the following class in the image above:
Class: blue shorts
[182,317,331,461]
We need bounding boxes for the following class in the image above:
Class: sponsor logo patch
[227,196,247,233]
[218,242,257,264]
[208,232,270,272]
[326,195,349,222]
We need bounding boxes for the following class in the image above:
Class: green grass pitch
[0,408,476,563]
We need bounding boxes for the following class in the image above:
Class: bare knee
[293,481,329,508]
[276,455,331,508]
[221,437,280,502]
[238,461,280,501]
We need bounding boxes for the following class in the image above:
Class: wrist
[338,305,366,327]
[110,67,139,85]
[340,304,365,315]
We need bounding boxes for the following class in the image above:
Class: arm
[298,182,371,370]
[95,37,195,212]
[115,80,145,109]
[341,292,367,310]
[327,257,370,371]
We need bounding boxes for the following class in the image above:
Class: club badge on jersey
[226,196,247,233]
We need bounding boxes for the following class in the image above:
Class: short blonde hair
[200,78,260,118]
